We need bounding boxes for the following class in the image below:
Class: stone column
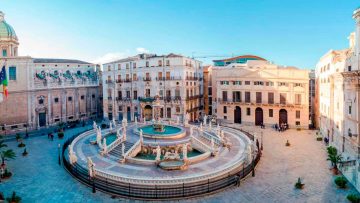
[47,91,51,126]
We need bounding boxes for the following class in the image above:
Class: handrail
[106,127,125,153]
[123,139,141,158]
[191,135,213,153]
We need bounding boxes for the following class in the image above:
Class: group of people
[273,123,288,132]
[47,133,54,141]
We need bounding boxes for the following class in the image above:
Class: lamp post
[58,144,61,166]
[261,131,263,151]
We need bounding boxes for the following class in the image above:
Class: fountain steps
[109,141,134,158]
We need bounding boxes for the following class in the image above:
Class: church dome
[0,11,18,40]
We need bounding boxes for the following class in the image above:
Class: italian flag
[0,65,8,99]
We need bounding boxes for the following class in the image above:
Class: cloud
[136,47,149,53]
[91,52,129,64]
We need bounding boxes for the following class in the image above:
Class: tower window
[2,49,7,57]
[9,67,16,80]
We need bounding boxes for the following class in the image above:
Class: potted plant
[15,134,21,142]
[295,177,305,189]
[335,176,347,189]
[22,148,28,156]
[0,192,4,201]
[1,149,16,171]
[285,140,291,147]
[6,192,21,203]
[2,168,12,179]
[327,146,342,174]
[17,141,25,148]
[347,193,360,203]
[57,132,64,139]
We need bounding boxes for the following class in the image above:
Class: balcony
[185,76,199,81]
[186,94,203,101]
[124,79,132,83]
[105,80,114,84]
[107,96,112,100]
[116,79,123,83]
[138,96,156,102]
[156,76,182,81]
[143,77,152,82]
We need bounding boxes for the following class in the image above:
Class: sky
[0,0,359,68]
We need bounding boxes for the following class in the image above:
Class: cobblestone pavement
[0,124,358,202]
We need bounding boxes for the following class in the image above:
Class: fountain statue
[189,126,193,137]
[203,115,207,126]
[69,147,77,165]
[102,138,108,155]
[199,123,203,131]
[122,118,127,128]
[96,127,102,149]
[112,117,116,128]
[152,97,165,132]
[211,137,215,150]
[182,143,188,161]
[176,116,180,125]
[135,116,138,125]
[93,121,97,131]
[87,157,95,178]
[109,122,113,131]
[155,145,161,162]
[139,129,143,143]
[246,145,252,163]
[209,121,212,130]
[184,113,189,126]
[123,127,127,141]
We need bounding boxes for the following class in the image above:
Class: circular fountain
[63,96,260,199]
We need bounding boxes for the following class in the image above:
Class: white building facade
[102,53,203,123]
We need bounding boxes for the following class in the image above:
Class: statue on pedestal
[182,143,188,161]
[155,145,161,162]
[139,129,143,143]
[96,127,102,149]
[102,138,107,155]
[87,157,95,178]
[109,122,113,131]
[199,123,203,131]
[69,147,78,165]
[203,115,207,126]
[93,121,97,131]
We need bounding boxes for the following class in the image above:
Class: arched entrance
[255,107,263,126]
[144,105,153,121]
[279,109,288,125]
[234,106,241,124]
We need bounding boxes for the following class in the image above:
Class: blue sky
[1,0,359,68]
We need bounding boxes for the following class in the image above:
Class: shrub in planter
[3,168,12,179]
[316,137,323,141]
[22,148,28,156]
[295,177,304,189]
[0,192,4,201]
[285,140,291,147]
[347,194,360,203]
[17,142,25,148]
[335,176,347,188]
[15,133,21,142]
[6,191,21,203]
[101,123,108,129]
[57,132,64,139]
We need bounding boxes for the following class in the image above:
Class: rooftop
[33,58,92,65]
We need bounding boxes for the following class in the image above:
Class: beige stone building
[0,11,100,134]
[210,56,310,129]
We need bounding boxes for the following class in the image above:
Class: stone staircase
[109,141,135,158]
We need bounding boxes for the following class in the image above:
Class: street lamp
[261,131,263,151]
[58,144,61,166]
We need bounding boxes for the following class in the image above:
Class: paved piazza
[0,124,358,202]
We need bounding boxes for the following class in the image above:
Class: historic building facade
[210,56,310,129]
[0,11,100,134]
[102,53,203,123]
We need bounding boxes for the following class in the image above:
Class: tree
[327,146,342,171]
[1,149,16,166]
[0,140,7,150]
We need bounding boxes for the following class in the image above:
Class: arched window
[348,128,352,137]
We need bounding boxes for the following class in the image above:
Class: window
[38,98,44,104]
[278,82,287,87]
[126,91,131,98]
[118,64,121,70]
[92,94,95,98]
[296,121,300,126]
[220,81,229,85]
[133,91,138,99]
[118,106,123,111]
[146,61,149,67]
[295,94,301,105]
[158,60,162,67]
[280,93,286,104]
[268,92,274,104]
[233,81,242,85]
[348,66,352,71]
[256,92,262,103]
[9,67,16,80]
[146,89,150,97]
[266,82,274,86]
[54,98,59,103]
[176,106,180,113]
[223,106,227,114]
[232,91,241,102]
[254,81,264,85]
[167,107,171,118]
[133,63,136,68]
[296,110,300,119]
[166,60,170,66]
[245,81,250,85]
[68,97,72,101]
[118,91,122,98]
[222,91,228,102]
[246,108,251,116]
[107,66,111,71]
[348,129,352,137]
[133,74,137,81]
[349,105,352,114]
[245,92,251,103]
[269,109,273,117]
[294,83,302,87]
[126,63,129,69]
[224,116,227,120]
[81,95,85,100]
[2,49,7,57]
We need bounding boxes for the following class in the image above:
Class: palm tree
[0,140,7,150]
[1,149,16,166]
